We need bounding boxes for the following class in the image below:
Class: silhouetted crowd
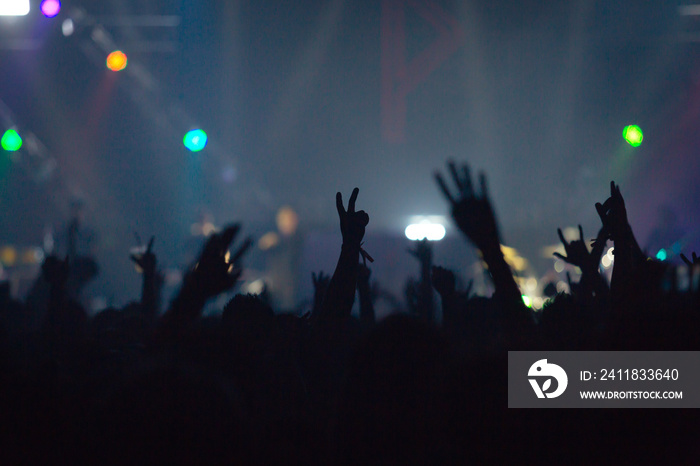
[1,162,698,464]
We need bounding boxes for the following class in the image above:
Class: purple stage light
[40,0,61,18]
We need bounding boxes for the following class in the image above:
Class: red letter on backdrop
[381,0,465,143]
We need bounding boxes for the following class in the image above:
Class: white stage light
[0,0,30,16]
[405,222,446,241]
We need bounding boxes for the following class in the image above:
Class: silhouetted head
[222,293,274,327]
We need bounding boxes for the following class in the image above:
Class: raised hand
[589,226,609,270]
[553,225,607,273]
[191,224,252,299]
[320,188,371,321]
[160,224,252,335]
[433,265,472,329]
[435,161,500,252]
[680,252,699,267]
[595,181,630,242]
[554,225,610,303]
[407,239,433,267]
[312,270,331,293]
[336,188,369,247]
[435,161,531,321]
[431,265,456,298]
[595,181,644,260]
[130,235,157,276]
[592,182,649,313]
[130,235,164,318]
[554,225,588,266]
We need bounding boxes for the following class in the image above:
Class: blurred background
[1,0,698,314]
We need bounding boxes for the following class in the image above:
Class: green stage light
[623,125,643,147]
[184,129,208,152]
[1,129,22,152]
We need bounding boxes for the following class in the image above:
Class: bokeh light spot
[183,129,208,152]
[623,125,643,147]
[62,18,74,36]
[533,297,544,310]
[277,206,299,236]
[0,246,17,266]
[554,259,565,273]
[1,129,22,151]
[106,50,128,71]
[656,248,667,261]
[40,0,61,18]
[258,232,280,251]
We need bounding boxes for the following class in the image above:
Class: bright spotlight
[623,125,643,147]
[183,129,208,152]
[405,222,446,241]
[106,50,128,71]
[40,0,60,18]
[1,129,22,151]
[0,1,30,16]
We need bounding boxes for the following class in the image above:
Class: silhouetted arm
[357,264,375,325]
[553,225,609,303]
[435,162,525,317]
[320,188,369,321]
[160,224,251,332]
[594,182,644,306]
[680,252,699,267]
[407,239,435,324]
[130,236,163,320]
[431,265,457,327]
[310,271,330,320]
